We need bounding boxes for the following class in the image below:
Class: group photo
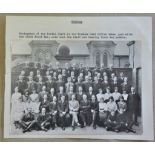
[10,40,142,135]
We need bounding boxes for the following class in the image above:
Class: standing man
[128,86,140,126]
[46,76,56,93]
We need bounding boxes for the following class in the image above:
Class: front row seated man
[37,107,51,132]
[69,94,80,130]
[57,95,69,130]
[19,107,37,133]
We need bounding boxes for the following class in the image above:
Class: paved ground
[10,118,142,136]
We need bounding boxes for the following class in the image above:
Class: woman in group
[22,89,30,103]
[96,88,104,102]
[98,97,108,127]
[11,86,23,124]
[117,96,127,113]
[90,95,98,129]
[104,87,112,103]
[107,96,118,113]
[122,89,129,102]
[69,94,80,130]
[29,88,40,113]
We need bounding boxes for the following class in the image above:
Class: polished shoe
[62,127,65,130]
[72,126,75,131]
[52,126,55,130]
[93,125,96,129]
[135,122,139,126]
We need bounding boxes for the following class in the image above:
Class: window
[103,52,108,67]
[96,52,100,67]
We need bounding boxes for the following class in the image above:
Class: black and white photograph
[4,16,154,140]
[10,40,142,135]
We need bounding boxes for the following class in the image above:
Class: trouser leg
[20,121,28,130]
[25,120,36,131]
[80,111,86,125]
[92,111,97,125]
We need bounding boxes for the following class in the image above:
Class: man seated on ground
[19,107,37,133]
[37,107,51,131]
[105,111,117,132]
[115,108,136,133]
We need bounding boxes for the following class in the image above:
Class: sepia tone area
[0,13,154,141]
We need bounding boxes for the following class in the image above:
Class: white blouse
[104,93,112,100]
[107,101,117,112]
[99,102,107,112]
[112,92,121,101]
[96,93,104,102]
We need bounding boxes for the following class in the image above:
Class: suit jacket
[121,83,130,93]
[87,92,95,101]
[75,82,84,92]
[90,100,99,111]
[57,92,67,101]
[27,81,37,93]
[56,81,65,92]
[37,113,51,124]
[36,82,45,93]
[57,101,68,113]
[80,100,91,112]
[48,93,55,102]
[128,93,140,112]
[39,100,50,113]
[49,102,57,114]
[93,82,101,94]
[34,75,42,82]
[118,77,124,85]
[76,92,84,103]
[16,80,27,94]
[83,81,92,93]
[46,81,56,92]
